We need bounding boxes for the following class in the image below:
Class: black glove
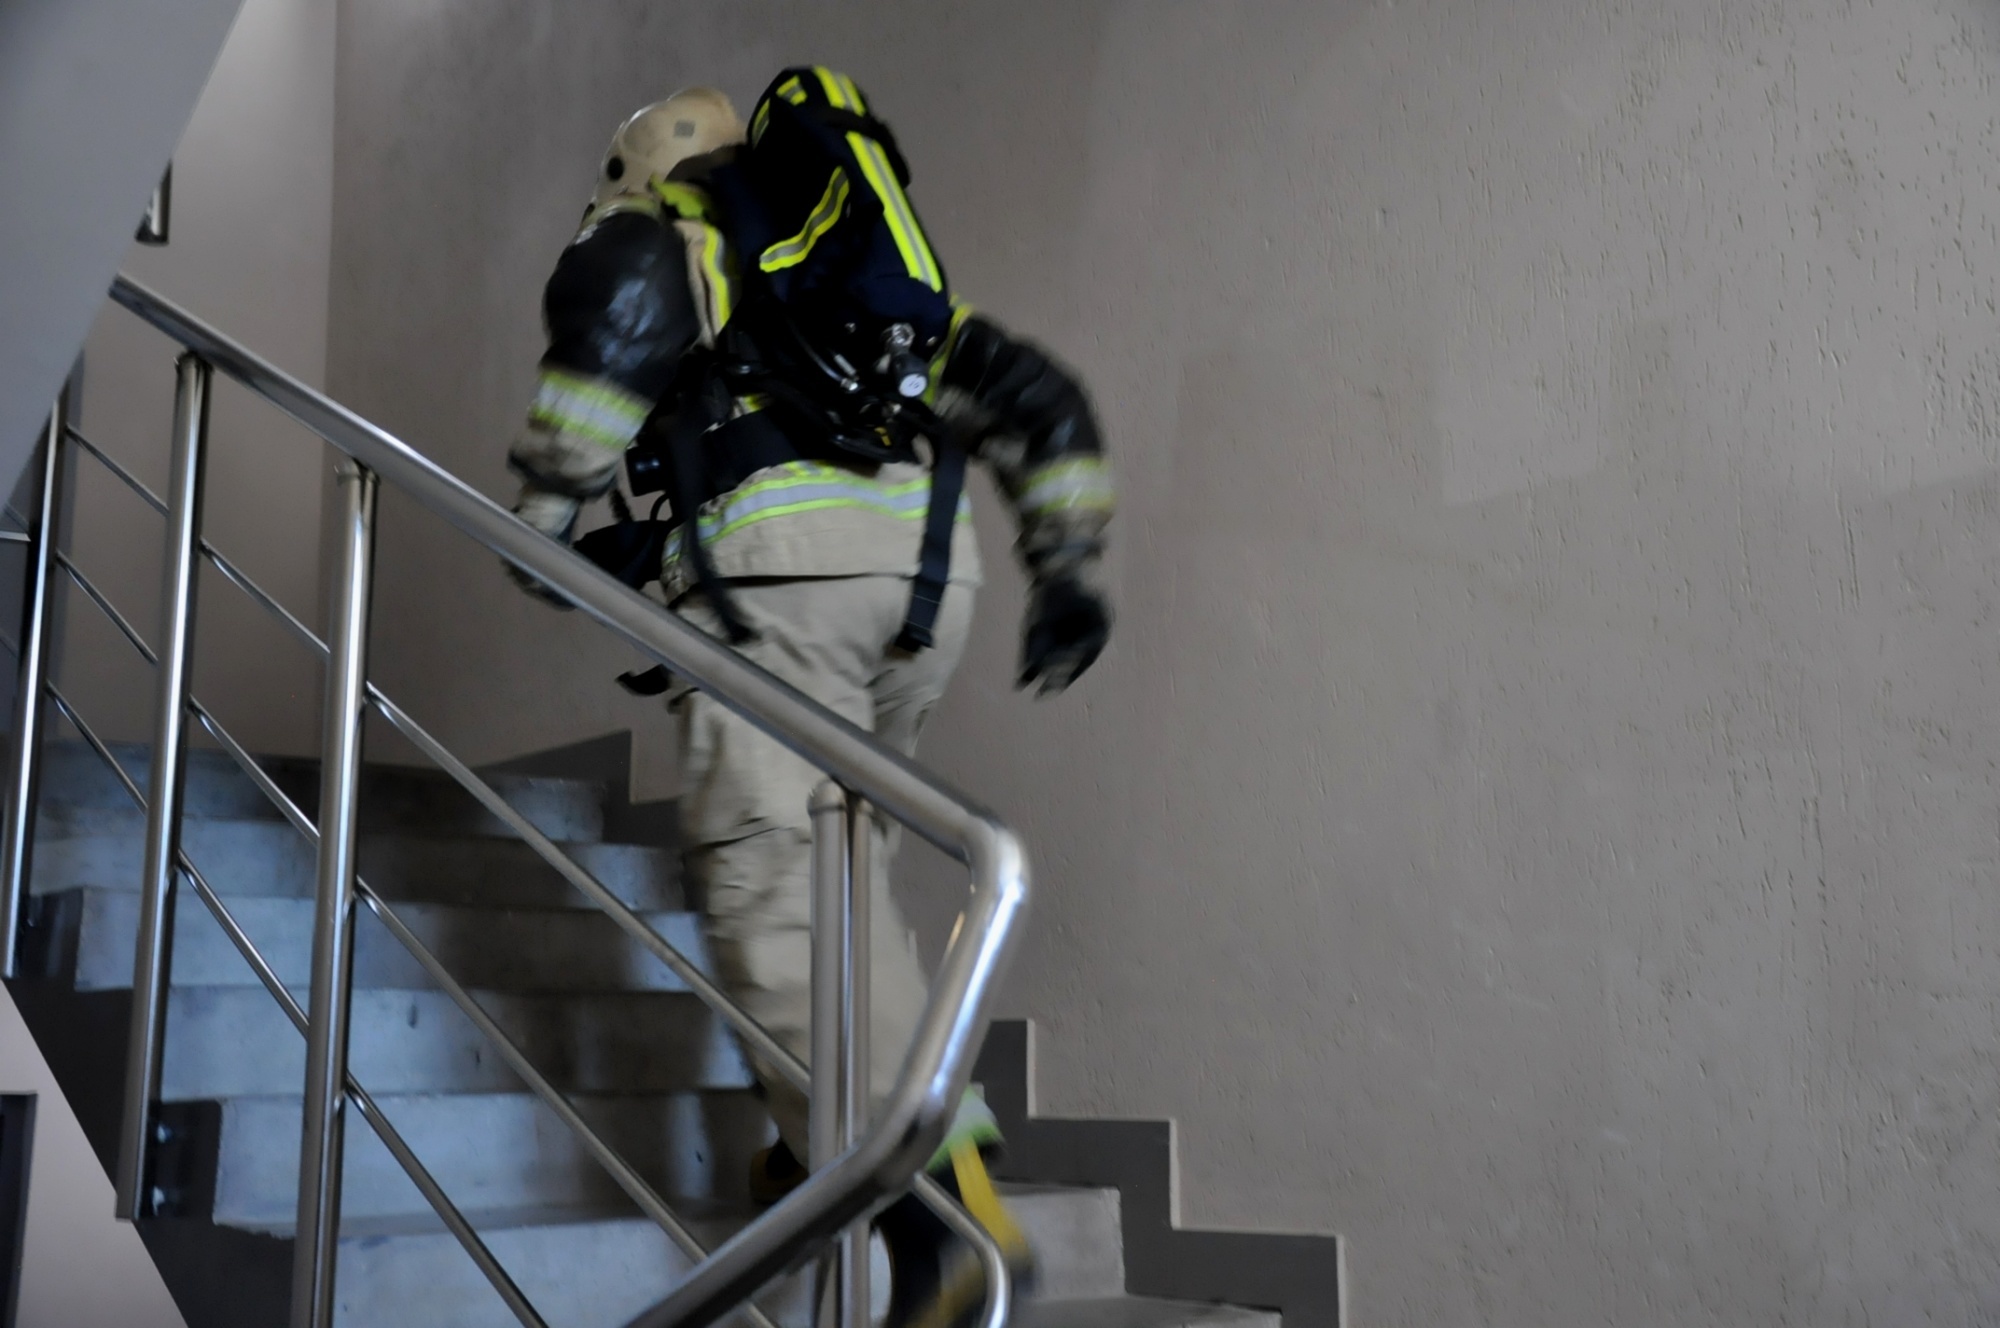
[505,559,576,610]
[506,487,580,609]
[1019,574,1111,695]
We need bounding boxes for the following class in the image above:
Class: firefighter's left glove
[1018,572,1111,696]
[505,487,581,610]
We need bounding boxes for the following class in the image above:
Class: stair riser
[67,889,711,994]
[163,988,751,1099]
[331,1218,816,1328]
[1008,1187,1127,1299]
[39,743,612,843]
[34,816,681,911]
[212,1092,775,1225]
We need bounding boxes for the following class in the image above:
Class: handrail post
[115,353,209,1220]
[291,459,377,1328]
[842,797,871,1326]
[0,394,69,977]
[804,780,860,1328]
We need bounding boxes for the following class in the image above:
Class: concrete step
[1017,1298,1282,1328]
[326,1206,813,1328]
[210,1091,775,1225]
[49,888,712,994]
[321,1184,1131,1326]
[32,811,681,910]
[162,987,751,1100]
[39,740,614,843]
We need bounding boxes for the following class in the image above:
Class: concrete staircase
[4,739,1278,1328]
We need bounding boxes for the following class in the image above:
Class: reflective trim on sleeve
[649,181,716,223]
[760,168,852,273]
[663,461,971,564]
[692,220,737,331]
[527,368,652,451]
[1019,457,1115,515]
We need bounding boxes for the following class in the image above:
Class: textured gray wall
[0,0,244,497]
[328,2,2000,1323]
[63,0,339,758]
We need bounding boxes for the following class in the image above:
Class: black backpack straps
[659,371,756,645]
[896,435,968,653]
[806,106,912,186]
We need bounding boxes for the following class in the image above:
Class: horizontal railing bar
[66,426,170,517]
[66,544,987,1323]
[56,553,157,664]
[181,691,775,1328]
[67,426,323,661]
[365,692,810,1089]
[45,683,548,1328]
[203,543,324,655]
[353,883,785,1328]
[113,272,1028,1328]
[172,534,805,1087]
[109,276,993,865]
[0,532,28,546]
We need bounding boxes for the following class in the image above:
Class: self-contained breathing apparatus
[576,66,968,683]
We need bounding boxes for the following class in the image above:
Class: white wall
[64,0,340,758]
[0,4,336,1322]
[328,2,2000,1324]
[0,0,244,500]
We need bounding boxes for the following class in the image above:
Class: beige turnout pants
[674,575,975,1154]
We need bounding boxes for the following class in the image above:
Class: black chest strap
[895,437,966,652]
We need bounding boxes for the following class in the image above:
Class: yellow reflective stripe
[759,169,850,273]
[649,181,714,222]
[1020,457,1115,514]
[778,75,808,105]
[950,1141,1030,1262]
[846,132,942,290]
[925,300,977,399]
[664,463,970,557]
[696,222,735,328]
[812,67,852,108]
[527,369,650,450]
[729,462,934,498]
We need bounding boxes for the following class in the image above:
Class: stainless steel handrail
[47,458,784,1328]
[59,418,887,1326]
[105,273,1028,1326]
[61,433,992,1325]
[66,424,813,1091]
[22,620,548,1327]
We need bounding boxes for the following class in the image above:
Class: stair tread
[1019,1297,1281,1328]
[33,819,681,909]
[53,887,712,994]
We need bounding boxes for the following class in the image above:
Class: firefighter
[503,81,1113,1325]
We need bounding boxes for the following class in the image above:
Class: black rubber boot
[878,1142,1035,1328]
[748,1139,808,1207]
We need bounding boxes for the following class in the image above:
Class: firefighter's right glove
[1018,573,1111,696]
[505,487,580,610]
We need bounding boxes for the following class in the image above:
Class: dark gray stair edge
[38,736,643,847]
[482,730,677,849]
[976,1020,1343,1328]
